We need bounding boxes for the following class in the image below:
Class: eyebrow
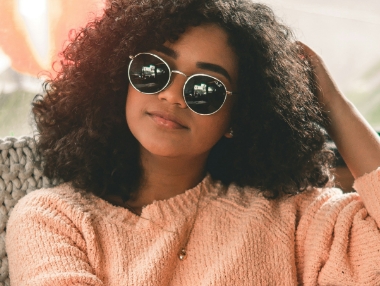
[155,45,232,83]
[196,62,232,83]
[155,45,178,59]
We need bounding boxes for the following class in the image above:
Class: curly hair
[32,0,334,200]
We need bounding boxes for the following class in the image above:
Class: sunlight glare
[18,0,47,19]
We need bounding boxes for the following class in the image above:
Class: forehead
[163,24,239,84]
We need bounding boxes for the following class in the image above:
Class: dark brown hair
[33,0,333,200]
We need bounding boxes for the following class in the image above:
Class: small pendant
[178,248,187,260]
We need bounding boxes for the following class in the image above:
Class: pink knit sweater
[6,168,380,285]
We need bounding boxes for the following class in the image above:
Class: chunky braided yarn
[0,137,60,285]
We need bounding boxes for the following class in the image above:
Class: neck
[127,147,208,210]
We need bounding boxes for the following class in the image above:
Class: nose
[157,72,187,109]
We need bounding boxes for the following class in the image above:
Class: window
[0,0,105,137]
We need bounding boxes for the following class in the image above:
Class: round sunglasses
[128,53,237,115]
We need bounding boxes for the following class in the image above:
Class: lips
[147,111,188,129]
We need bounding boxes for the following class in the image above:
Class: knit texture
[6,168,380,285]
[0,137,60,286]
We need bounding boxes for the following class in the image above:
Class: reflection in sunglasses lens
[129,54,170,93]
[184,76,226,115]
[129,54,228,115]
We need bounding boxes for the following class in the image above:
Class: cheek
[125,87,143,134]
[192,113,231,152]
[190,94,234,153]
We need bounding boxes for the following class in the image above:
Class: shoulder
[12,183,85,209]
[206,178,293,219]
[8,183,100,227]
[8,183,134,228]
[6,184,105,255]
[291,167,380,220]
[207,176,360,219]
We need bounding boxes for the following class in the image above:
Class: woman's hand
[298,42,380,179]
[298,41,343,111]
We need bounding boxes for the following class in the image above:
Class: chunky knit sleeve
[6,187,104,286]
[295,167,380,286]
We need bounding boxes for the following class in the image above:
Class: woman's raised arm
[300,42,380,179]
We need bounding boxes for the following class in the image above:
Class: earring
[225,127,234,138]
[229,127,234,137]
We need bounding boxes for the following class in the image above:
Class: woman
[6,0,380,285]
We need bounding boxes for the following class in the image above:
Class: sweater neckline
[91,174,213,223]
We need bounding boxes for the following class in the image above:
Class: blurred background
[0,0,379,138]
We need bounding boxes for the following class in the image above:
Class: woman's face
[126,24,239,159]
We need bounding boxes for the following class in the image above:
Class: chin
[140,142,187,158]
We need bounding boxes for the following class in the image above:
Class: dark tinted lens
[129,54,170,93]
[184,75,227,115]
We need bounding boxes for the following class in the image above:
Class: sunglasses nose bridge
[171,70,187,78]
[157,70,188,109]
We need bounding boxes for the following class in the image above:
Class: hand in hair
[298,41,342,110]
[300,41,380,178]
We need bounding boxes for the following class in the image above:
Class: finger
[295,41,322,68]
[296,41,315,57]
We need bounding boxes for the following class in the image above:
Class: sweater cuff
[353,167,380,226]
